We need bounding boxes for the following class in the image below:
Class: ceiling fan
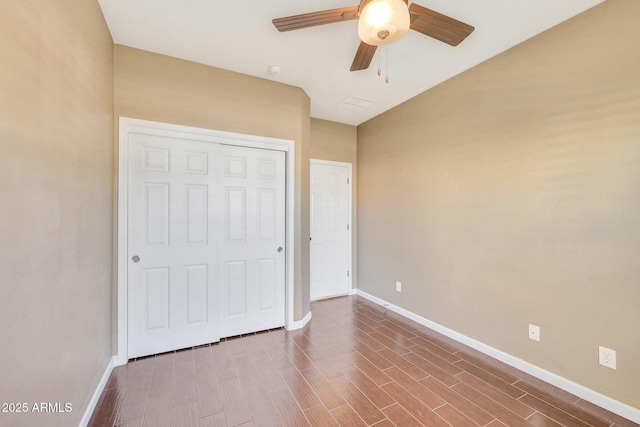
[272,0,474,72]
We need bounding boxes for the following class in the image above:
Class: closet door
[219,145,286,337]
[127,133,222,358]
[128,135,287,357]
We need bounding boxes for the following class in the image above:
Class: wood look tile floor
[89,296,638,427]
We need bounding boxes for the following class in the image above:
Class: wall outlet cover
[529,324,540,342]
[599,346,617,370]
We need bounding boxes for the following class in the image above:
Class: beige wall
[310,119,358,290]
[0,0,114,426]
[114,45,312,324]
[357,0,640,408]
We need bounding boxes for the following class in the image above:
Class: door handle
[277,247,283,253]
[131,255,141,263]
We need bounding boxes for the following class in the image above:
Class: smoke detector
[269,64,282,75]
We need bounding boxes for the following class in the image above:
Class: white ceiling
[98,0,604,126]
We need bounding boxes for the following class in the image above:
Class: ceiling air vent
[336,96,374,112]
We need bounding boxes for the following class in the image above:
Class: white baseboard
[286,310,312,331]
[356,289,640,424]
[78,356,116,427]
[349,287,357,296]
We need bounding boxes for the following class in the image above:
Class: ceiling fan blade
[350,41,377,71]
[409,3,474,46]
[273,6,359,32]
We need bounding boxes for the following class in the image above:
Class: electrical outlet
[528,324,540,342]
[599,346,617,369]
[395,281,402,292]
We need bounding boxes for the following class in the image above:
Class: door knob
[131,255,141,263]
[277,247,283,253]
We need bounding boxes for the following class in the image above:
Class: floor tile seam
[88,393,123,427]
[378,379,395,387]
[431,401,448,412]
[513,379,582,406]
[381,374,451,412]
[384,320,423,335]
[349,374,398,409]
[381,402,430,427]
[517,392,596,427]
[455,369,528,402]
[380,365,432,385]
[330,402,370,426]
[300,404,327,427]
[451,379,535,424]
[375,325,417,341]
[406,347,465,378]
[374,331,419,346]
[278,364,324,411]
[384,325,425,340]
[373,418,399,427]
[341,373,396,414]
[375,348,431,381]
[551,403,612,427]
[374,323,419,339]
[303,402,325,412]
[524,410,555,424]
[349,361,395,389]
[516,383,610,425]
[114,397,146,425]
[354,310,377,321]
[261,342,294,370]
[194,403,225,420]
[355,313,386,326]
[407,341,464,366]
[420,376,497,423]
[411,333,464,355]
[449,382,520,422]
[300,363,349,409]
[576,400,638,427]
[362,332,394,351]
[388,359,430,382]
[381,382,449,424]
[353,341,389,362]
[453,357,519,387]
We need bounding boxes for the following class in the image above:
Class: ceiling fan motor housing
[357,0,410,46]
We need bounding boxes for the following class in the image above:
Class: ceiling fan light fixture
[357,0,410,46]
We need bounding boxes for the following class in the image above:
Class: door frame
[309,159,353,299]
[116,117,296,366]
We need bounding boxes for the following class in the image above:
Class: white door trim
[309,159,353,297]
[117,117,296,366]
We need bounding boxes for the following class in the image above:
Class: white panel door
[219,145,286,337]
[128,133,222,358]
[310,161,351,300]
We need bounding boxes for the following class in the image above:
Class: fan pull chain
[376,48,391,84]
[385,47,389,84]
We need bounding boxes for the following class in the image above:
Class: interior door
[219,145,286,337]
[127,133,222,358]
[310,161,352,300]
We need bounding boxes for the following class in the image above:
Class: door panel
[186,264,208,324]
[145,267,169,330]
[310,162,351,301]
[226,187,246,242]
[226,261,247,316]
[186,185,208,244]
[219,145,286,337]
[128,134,222,358]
